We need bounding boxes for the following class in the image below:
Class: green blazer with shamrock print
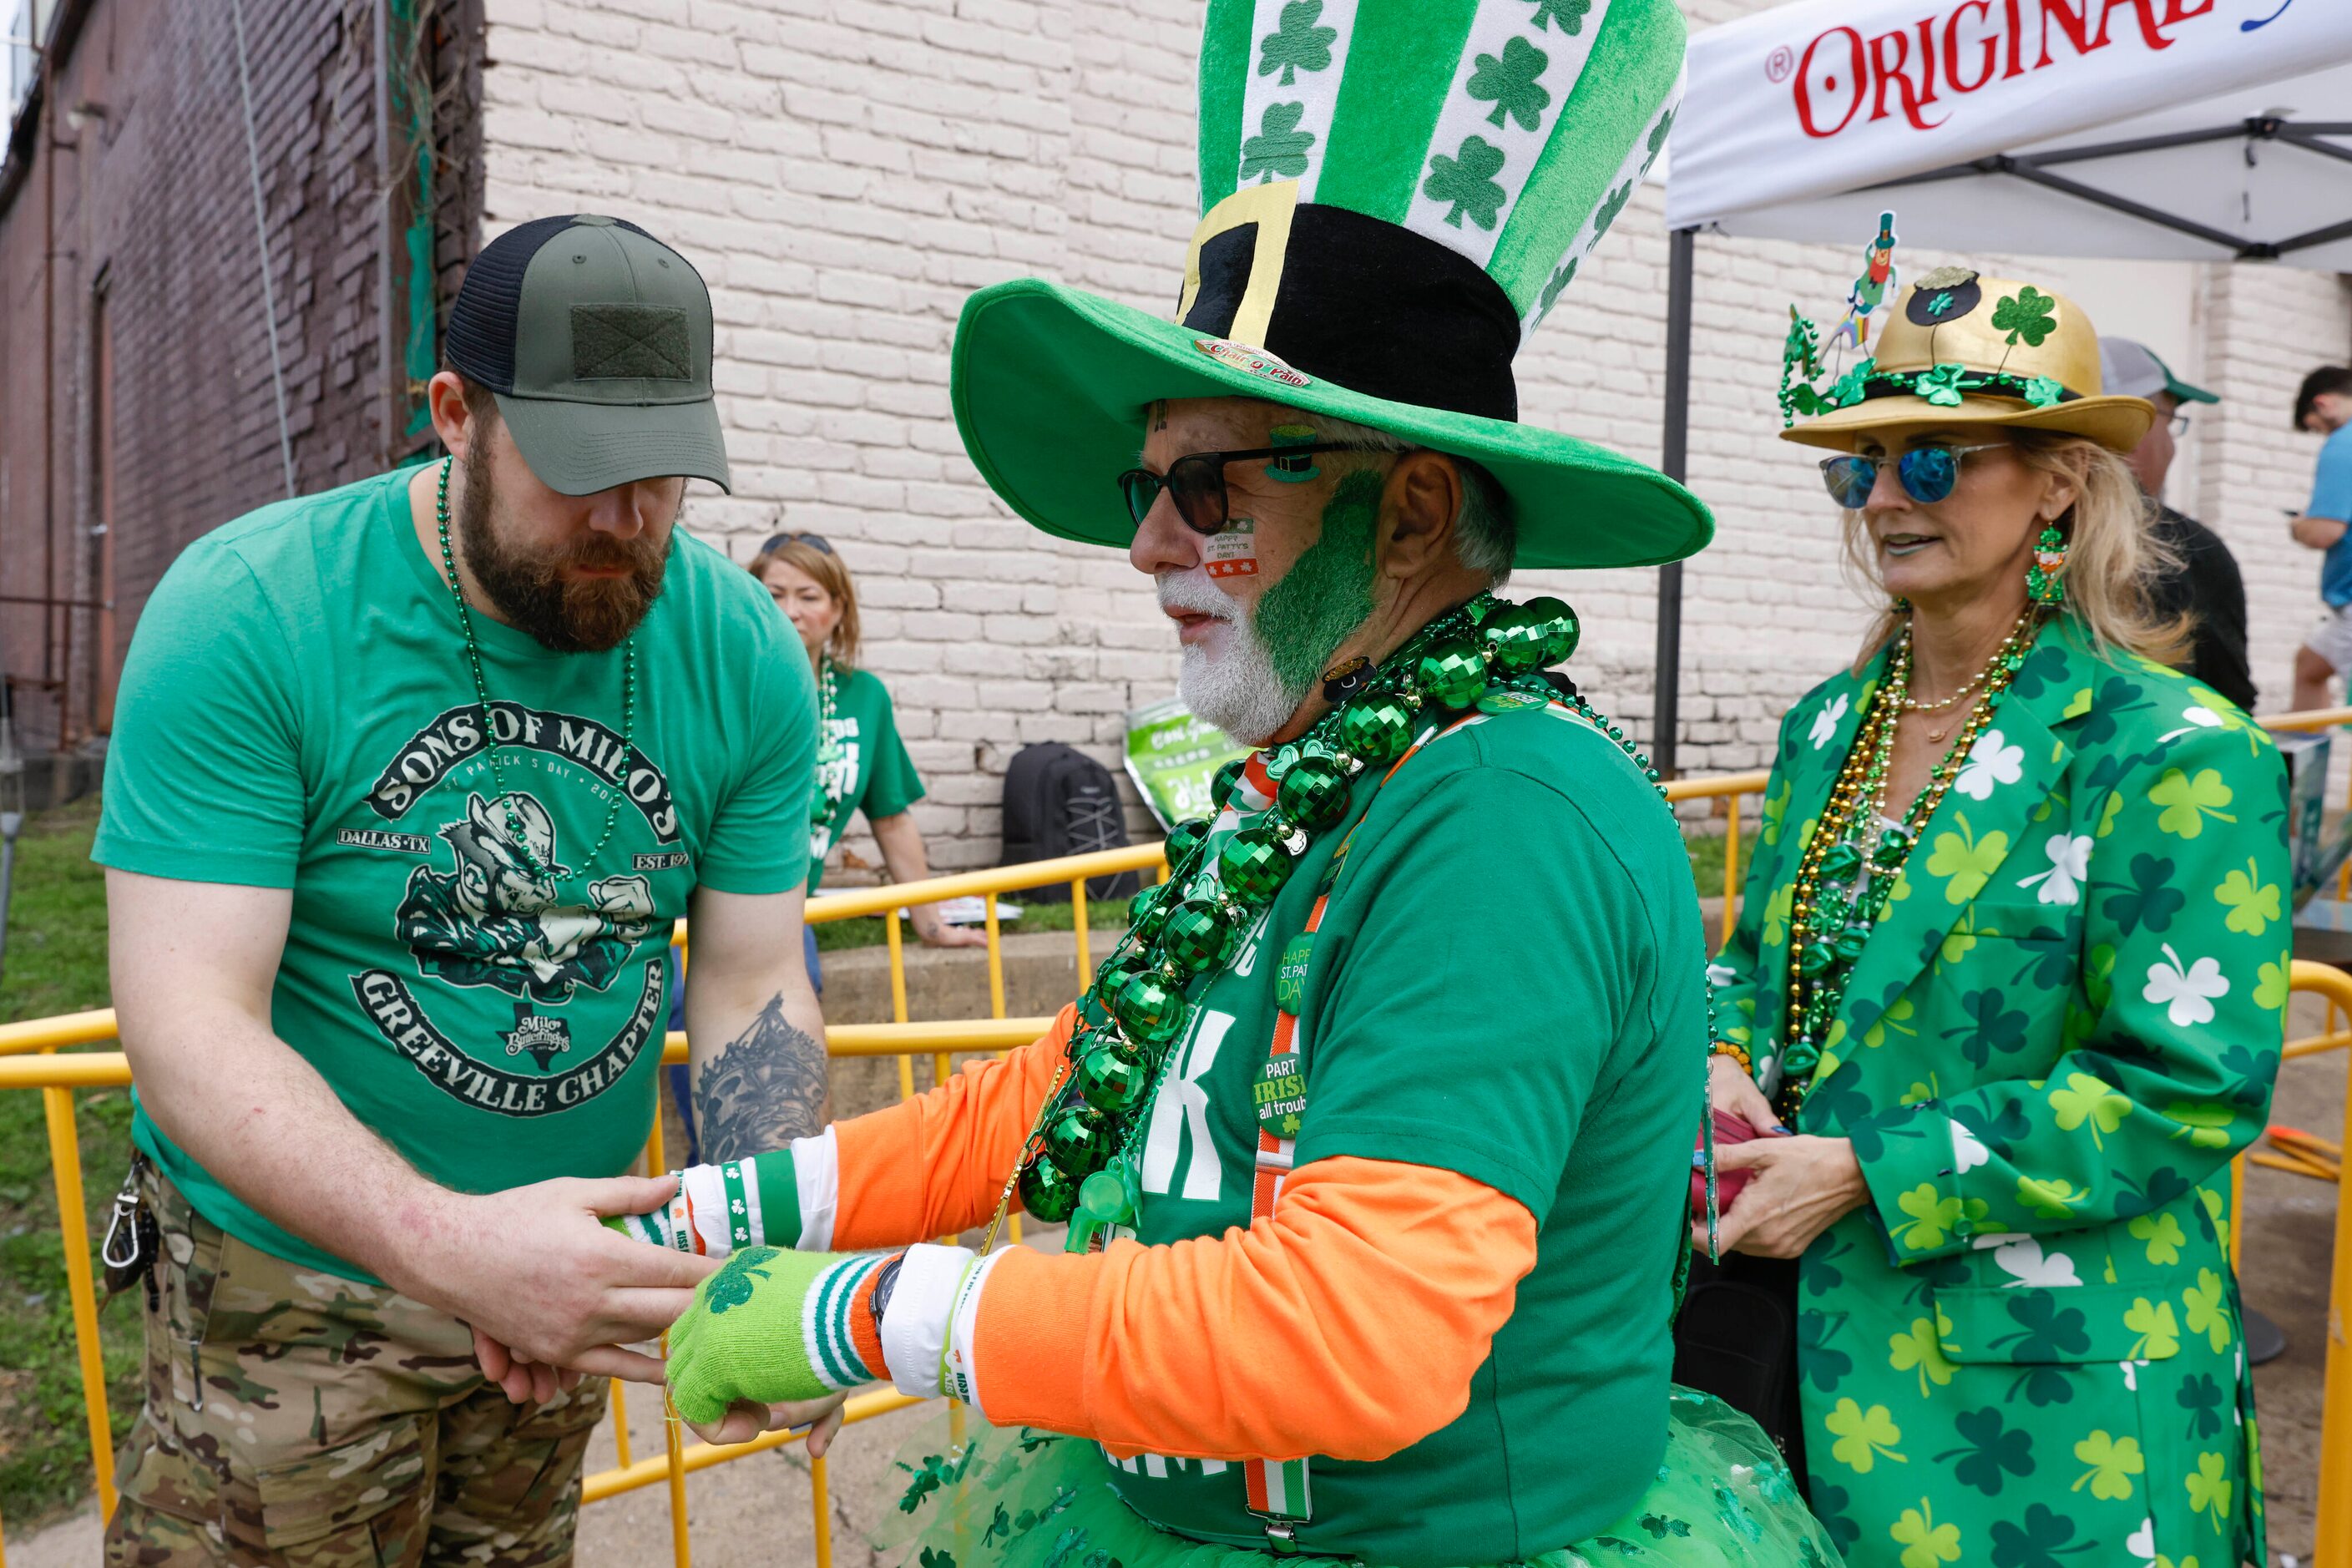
[1712,618,2287,1568]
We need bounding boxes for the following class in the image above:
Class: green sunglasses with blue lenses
[1819,443,2007,510]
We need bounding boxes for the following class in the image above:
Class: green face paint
[1252,467,1382,694]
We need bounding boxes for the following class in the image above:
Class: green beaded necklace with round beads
[433,457,637,883]
[809,655,845,844]
[969,592,1706,1252]
[1772,609,2041,1120]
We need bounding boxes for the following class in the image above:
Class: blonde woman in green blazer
[1705,273,2288,1568]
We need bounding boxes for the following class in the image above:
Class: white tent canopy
[1665,0,2352,268]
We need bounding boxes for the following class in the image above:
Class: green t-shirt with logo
[1108,700,1708,1567]
[94,468,815,1280]
[806,663,924,892]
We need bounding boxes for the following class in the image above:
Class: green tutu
[868,1388,1843,1568]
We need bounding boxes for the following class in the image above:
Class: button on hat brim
[949,276,1712,573]
[493,391,731,497]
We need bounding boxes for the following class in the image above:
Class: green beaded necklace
[810,655,845,842]
[1773,609,2040,1118]
[433,458,637,883]
[970,592,1702,1253]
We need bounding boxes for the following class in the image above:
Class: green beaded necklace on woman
[433,457,636,883]
[972,591,1707,1255]
[809,655,845,842]
[1771,607,2042,1120]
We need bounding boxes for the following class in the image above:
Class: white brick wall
[480,0,2352,873]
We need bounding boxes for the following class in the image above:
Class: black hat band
[1177,198,1521,424]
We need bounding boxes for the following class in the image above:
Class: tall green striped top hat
[949,0,1704,571]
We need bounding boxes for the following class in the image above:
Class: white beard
[1158,571,1310,747]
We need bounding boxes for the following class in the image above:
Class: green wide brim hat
[950,0,1707,573]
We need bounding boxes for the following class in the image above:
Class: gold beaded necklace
[1773,609,2041,1118]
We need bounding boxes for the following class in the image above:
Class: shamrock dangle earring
[2026,523,2067,605]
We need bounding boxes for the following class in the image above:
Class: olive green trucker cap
[443,214,730,495]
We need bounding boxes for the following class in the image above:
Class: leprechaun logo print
[347,699,686,1119]
[395,791,655,1004]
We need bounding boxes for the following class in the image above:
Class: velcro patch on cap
[571,304,691,381]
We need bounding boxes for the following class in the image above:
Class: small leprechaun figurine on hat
[641,4,1841,1566]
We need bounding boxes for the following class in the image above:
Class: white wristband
[878,1242,976,1400]
[794,1127,840,1251]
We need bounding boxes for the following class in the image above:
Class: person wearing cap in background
[2101,336,2255,711]
[93,215,831,1563]
[2289,365,2352,711]
[606,4,1841,1565]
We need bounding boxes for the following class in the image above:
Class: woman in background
[754,531,984,991]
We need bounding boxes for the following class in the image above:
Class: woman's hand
[1711,1136,1868,1259]
[1707,1051,1782,1132]
[913,909,989,948]
[686,1391,851,1455]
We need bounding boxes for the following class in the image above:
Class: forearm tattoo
[694,993,827,1161]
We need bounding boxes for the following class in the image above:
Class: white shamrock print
[2157,703,2227,745]
[1991,1235,2081,1287]
[1707,960,1737,989]
[2016,833,2093,905]
[2125,1517,2154,1560]
[1809,693,1849,750]
[2144,943,2228,1027]
[1953,727,2024,801]
[1951,1117,1990,1173]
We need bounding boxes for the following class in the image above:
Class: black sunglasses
[1117,443,1367,535]
[760,530,833,555]
[1818,443,2006,510]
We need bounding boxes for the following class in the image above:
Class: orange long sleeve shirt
[829,1007,1539,1461]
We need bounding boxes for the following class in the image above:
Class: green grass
[1688,827,1731,900]
[0,794,141,1535]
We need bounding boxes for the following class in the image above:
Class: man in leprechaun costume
[625,4,1839,1564]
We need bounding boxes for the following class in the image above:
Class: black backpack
[1000,743,1141,903]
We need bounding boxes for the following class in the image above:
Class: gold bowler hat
[1782,271,2154,454]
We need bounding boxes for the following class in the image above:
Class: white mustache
[1156,569,1238,620]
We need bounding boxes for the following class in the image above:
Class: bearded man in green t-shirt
[94,215,828,1564]
[618,9,1842,1567]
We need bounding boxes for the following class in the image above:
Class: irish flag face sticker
[1206,517,1260,579]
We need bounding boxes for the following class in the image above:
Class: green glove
[665,1246,889,1424]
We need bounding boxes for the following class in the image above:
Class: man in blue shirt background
[2290,365,2352,711]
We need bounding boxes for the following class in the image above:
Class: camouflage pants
[104,1169,605,1566]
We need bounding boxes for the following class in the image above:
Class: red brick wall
[0,0,481,755]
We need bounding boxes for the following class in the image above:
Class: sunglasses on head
[1117,443,1367,534]
[1818,442,2006,511]
[760,530,833,555]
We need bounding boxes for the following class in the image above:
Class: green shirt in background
[1112,700,1710,1565]
[95,468,815,1280]
[807,662,925,892]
